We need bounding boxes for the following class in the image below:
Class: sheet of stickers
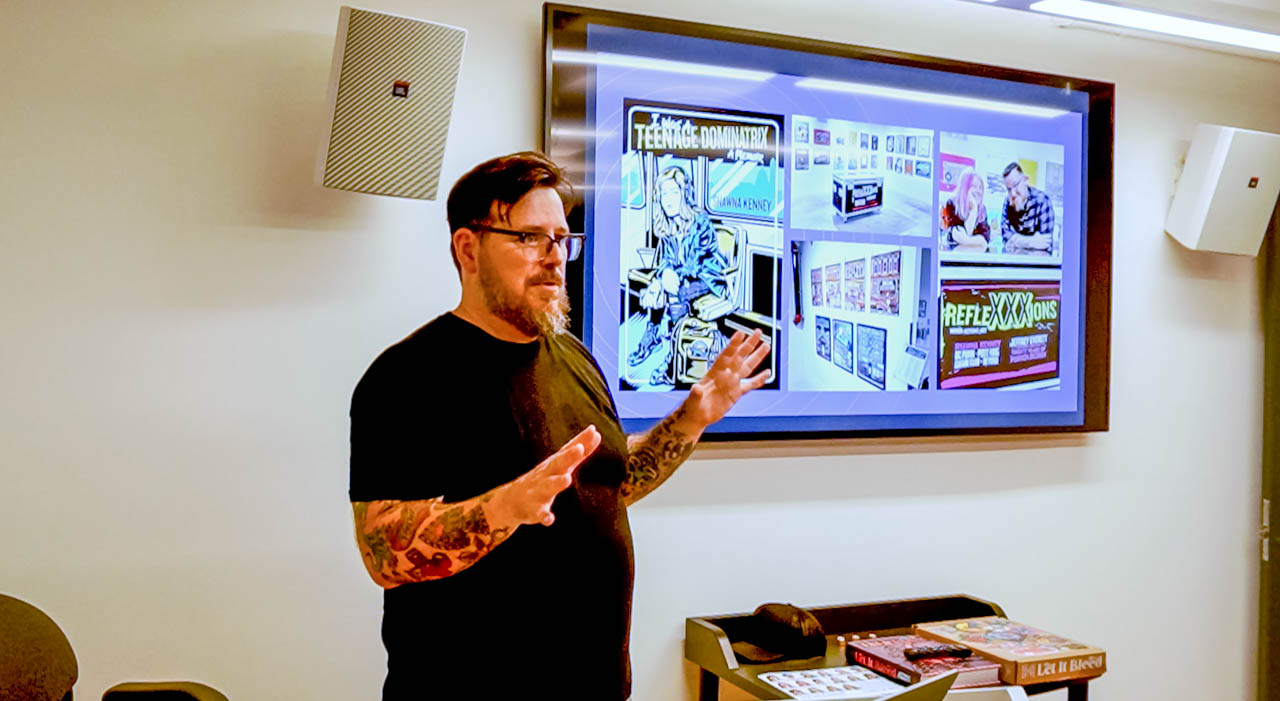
[758,664,903,699]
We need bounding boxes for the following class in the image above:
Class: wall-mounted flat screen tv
[544,3,1112,439]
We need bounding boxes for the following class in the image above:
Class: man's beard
[478,258,570,338]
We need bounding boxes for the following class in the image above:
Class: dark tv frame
[542,3,1112,439]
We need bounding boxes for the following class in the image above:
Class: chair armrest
[629,268,657,284]
[102,681,229,701]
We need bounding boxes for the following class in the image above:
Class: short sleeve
[349,319,526,504]
[349,345,416,502]
[348,341,468,503]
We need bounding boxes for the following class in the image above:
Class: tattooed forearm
[351,493,514,589]
[421,501,490,550]
[621,408,699,505]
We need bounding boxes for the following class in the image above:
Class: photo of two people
[937,132,1065,264]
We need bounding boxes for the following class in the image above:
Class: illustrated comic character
[628,165,729,386]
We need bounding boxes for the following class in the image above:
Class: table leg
[699,668,719,700]
[1066,680,1088,701]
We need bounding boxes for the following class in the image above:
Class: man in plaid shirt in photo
[1000,162,1055,254]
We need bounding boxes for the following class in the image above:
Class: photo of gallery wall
[791,240,932,391]
[790,115,935,238]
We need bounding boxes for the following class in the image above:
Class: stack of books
[845,635,1001,689]
[843,617,1106,689]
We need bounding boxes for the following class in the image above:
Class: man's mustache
[529,274,564,286]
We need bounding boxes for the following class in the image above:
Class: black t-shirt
[349,313,634,700]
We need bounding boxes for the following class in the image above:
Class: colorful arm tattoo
[351,494,513,588]
[621,407,698,505]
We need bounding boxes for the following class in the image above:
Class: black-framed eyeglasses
[472,225,586,261]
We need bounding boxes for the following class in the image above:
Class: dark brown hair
[445,151,573,271]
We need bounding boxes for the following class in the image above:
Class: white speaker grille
[322,8,466,200]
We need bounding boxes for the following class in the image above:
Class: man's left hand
[682,329,772,428]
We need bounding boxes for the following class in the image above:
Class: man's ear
[453,228,480,275]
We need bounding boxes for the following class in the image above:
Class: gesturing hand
[682,329,772,428]
[498,426,601,527]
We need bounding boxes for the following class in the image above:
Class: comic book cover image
[832,319,854,373]
[938,280,1060,389]
[824,263,842,307]
[917,619,1095,656]
[855,323,886,389]
[843,259,865,311]
[815,316,831,361]
[620,100,784,391]
[810,268,823,307]
[869,251,900,315]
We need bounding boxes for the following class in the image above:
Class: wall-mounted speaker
[317,6,467,200]
[1166,124,1280,256]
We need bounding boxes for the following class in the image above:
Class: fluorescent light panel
[1029,0,1280,53]
[794,78,1069,118]
[551,50,774,82]
[549,126,615,140]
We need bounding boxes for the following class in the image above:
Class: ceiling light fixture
[1029,0,1280,54]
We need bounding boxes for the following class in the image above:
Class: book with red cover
[913,617,1106,685]
[844,634,1001,689]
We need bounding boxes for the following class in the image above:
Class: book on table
[845,635,1002,689]
[912,617,1106,685]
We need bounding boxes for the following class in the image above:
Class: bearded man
[1000,161,1055,253]
[348,152,771,700]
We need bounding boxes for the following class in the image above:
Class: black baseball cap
[730,603,827,664]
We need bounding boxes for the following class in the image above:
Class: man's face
[1004,171,1030,211]
[658,178,682,218]
[474,187,571,338]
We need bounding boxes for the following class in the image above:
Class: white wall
[2,1,1275,700]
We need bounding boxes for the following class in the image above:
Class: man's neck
[452,299,538,344]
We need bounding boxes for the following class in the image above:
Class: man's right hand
[495,425,601,526]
